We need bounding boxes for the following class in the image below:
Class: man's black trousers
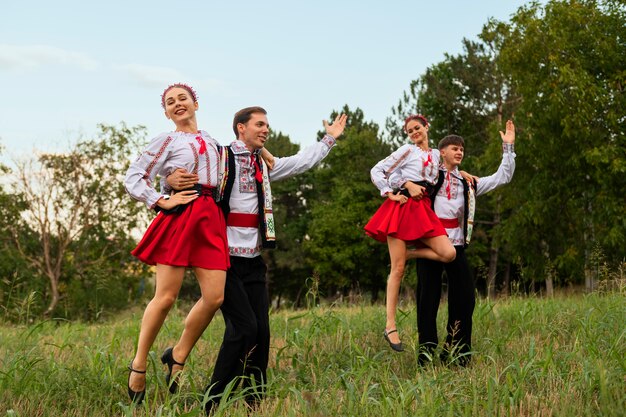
[416,246,475,364]
[205,255,270,410]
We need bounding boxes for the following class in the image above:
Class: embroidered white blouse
[434,143,516,246]
[124,130,221,209]
[228,134,336,258]
[370,144,441,197]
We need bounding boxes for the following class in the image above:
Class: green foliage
[0,294,624,416]
[497,0,626,281]
[2,124,153,321]
[0,144,45,321]
[263,130,313,305]
[304,106,392,299]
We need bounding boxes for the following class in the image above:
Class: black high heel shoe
[161,347,185,394]
[383,329,404,352]
[127,361,146,404]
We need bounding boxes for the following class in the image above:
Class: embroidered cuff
[321,134,336,148]
[150,195,164,210]
[381,187,393,197]
[502,143,515,153]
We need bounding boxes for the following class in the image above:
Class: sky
[1,0,533,162]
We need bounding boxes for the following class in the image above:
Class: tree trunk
[44,272,59,316]
[583,197,597,292]
[487,199,501,299]
[503,262,511,297]
[545,276,554,297]
[487,243,499,299]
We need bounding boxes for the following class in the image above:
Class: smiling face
[440,144,464,169]
[237,112,270,151]
[163,87,199,127]
[405,119,429,148]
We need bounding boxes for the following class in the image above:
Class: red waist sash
[439,217,460,228]
[227,212,259,228]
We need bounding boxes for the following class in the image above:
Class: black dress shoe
[383,329,404,352]
[127,361,146,404]
[161,347,185,394]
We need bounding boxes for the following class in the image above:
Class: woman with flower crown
[365,114,456,353]
[123,83,230,404]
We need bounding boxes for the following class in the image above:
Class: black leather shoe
[127,361,146,404]
[383,329,404,352]
[161,347,185,394]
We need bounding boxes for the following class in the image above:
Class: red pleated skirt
[131,194,230,270]
[364,196,446,244]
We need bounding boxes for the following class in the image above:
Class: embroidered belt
[439,217,460,228]
[227,212,259,228]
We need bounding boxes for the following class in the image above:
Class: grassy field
[0,292,624,416]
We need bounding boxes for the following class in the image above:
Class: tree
[263,130,315,306]
[304,106,392,301]
[0,143,43,321]
[7,124,153,318]
[497,0,626,290]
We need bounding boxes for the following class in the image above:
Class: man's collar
[230,139,260,155]
[443,165,462,178]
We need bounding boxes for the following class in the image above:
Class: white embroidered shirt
[124,130,221,209]
[228,135,337,258]
[434,143,516,245]
[370,144,441,197]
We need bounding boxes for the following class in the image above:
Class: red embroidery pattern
[144,136,174,178]
[237,154,256,193]
[204,149,211,185]
[321,134,335,148]
[188,143,199,175]
[386,148,411,174]
[201,143,220,186]
[229,245,262,256]
[438,174,459,200]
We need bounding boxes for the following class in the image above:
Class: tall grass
[0,292,624,416]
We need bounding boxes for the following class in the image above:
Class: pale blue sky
[1,0,532,160]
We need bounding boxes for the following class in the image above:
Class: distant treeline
[0,0,624,321]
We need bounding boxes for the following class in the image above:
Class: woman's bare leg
[406,235,456,262]
[385,236,407,344]
[170,268,226,374]
[129,264,185,393]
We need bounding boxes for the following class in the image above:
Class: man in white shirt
[167,107,347,412]
[409,120,516,366]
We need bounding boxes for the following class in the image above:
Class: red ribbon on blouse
[195,135,207,155]
[423,151,432,168]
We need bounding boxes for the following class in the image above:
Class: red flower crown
[403,114,429,132]
[161,83,198,109]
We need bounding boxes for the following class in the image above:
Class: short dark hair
[438,135,465,150]
[232,106,267,138]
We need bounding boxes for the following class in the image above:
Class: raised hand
[499,119,515,144]
[323,113,348,139]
